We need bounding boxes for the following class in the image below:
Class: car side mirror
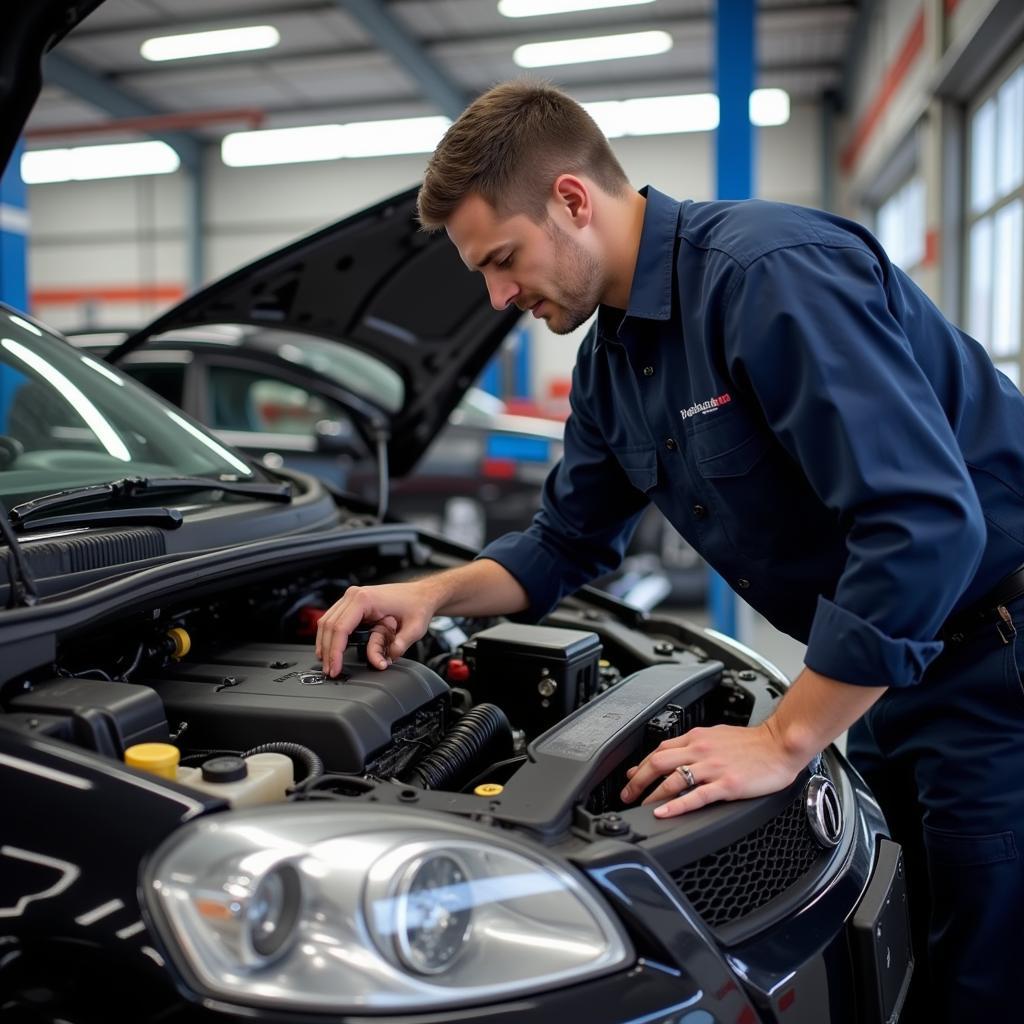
[314,418,363,458]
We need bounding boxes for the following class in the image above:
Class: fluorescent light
[21,141,179,184]
[583,88,790,137]
[222,116,452,167]
[340,116,451,158]
[222,124,346,167]
[141,25,279,62]
[1,338,131,462]
[750,87,790,127]
[499,0,655,16]
[514,30,672,68]
[584,94,717,136]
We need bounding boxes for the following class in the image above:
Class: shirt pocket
[611,444,659,494]
[689,410,830,561]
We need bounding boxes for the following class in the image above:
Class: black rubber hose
[402,703,513,791]
[244,741,324,786]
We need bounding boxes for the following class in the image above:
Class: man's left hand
[619,720,807,818]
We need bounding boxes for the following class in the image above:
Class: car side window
[125,364,186,407]
[206,365,352,435]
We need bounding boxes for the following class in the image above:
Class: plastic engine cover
[141,642,449,773]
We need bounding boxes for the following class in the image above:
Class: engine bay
[1,551,785,840]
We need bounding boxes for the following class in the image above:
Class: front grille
[670,789,826,932]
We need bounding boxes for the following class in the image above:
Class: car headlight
[144,806,632,1012]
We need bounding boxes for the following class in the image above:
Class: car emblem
[805,774,843,847]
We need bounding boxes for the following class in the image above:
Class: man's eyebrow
[473,245,506,270]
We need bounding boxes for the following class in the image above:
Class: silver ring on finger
[675,764,697,790]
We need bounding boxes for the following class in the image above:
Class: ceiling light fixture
[499,0,655,16]
[749,87,791,127]
[221,116,453,167]
[222,124,347,167]
[582,88,791,137]
[513,30,672,67]
[141,25,280,62]
[340,116,452,159]
[21,141,180,184]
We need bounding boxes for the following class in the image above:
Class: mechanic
[315,80,1024,1020]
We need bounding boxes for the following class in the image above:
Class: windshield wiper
[8,475,292,530]
[0,498,39,606]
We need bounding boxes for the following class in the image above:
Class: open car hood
[109,188,524,476]
[0,1,106,176]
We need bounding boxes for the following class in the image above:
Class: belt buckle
[997,605,1017,645]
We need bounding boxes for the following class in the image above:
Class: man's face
[446,192,604,335]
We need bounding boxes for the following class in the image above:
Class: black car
[0,4,911,1022]
[65,326,564,551]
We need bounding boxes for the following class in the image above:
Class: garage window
[875,174,926,279]
[966,56,1024,388]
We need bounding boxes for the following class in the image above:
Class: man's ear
[551,174,593,228]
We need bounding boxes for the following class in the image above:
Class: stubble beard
[544,223,605,335]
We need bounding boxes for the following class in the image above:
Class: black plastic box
[462,623,601,737]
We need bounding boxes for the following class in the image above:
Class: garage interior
[4,0,1021,674]
[0,1,1023,1020]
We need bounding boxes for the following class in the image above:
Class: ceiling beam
[42,52,204,171]
[333,0,468,118]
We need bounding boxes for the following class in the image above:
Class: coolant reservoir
[176,753,294,807]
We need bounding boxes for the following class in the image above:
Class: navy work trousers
[847,594,1024,1023]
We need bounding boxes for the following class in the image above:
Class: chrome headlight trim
[143,806,633,1013]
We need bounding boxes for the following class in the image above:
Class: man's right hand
[314,559,530,677]
[315,580,440,677]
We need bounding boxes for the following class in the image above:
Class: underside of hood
[1,1,106,175]
[108,187,523,476]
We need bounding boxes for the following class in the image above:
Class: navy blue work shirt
[479,186,1024,688]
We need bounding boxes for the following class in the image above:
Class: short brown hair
[417,79,630,231]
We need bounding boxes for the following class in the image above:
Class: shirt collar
[596,185,681,346]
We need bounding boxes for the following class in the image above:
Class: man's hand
[314,559,530,677]
[316,581,439,676]
[620,720,806,818]
[620,666,887,819]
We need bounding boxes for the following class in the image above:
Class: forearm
[763,665,887,763]
[420,557,530,618]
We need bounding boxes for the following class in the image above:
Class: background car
[66,326,563,550]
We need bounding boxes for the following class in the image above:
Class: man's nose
[485,274,519,311]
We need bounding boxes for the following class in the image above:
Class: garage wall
[25,100,822,399]
[838,0,1024,318]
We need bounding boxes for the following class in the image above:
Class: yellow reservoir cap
[474,783,504,797]
[125,742,180,781]
[167,627,191,659]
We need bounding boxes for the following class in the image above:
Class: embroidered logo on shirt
[680,392,731,420]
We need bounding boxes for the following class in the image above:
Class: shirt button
[737,578,751,590]
[642,365,654,377]
[665,438,677,452]
[692,504,707,519]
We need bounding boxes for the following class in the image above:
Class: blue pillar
[708,0,756,637]
[0,138,28,312]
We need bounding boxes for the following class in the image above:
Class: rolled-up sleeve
[723,243,986,686]
[478,337,650,620]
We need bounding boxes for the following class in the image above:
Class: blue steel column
[0,138,28,311]
[708,0,755,637]
[0,139,28,438]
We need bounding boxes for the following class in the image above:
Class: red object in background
[481,457,517,479]
[295,606,327,637]
[446,658,471,683]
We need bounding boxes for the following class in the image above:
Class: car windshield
[0,309,260,507]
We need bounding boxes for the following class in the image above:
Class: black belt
[942,563,1024,645]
